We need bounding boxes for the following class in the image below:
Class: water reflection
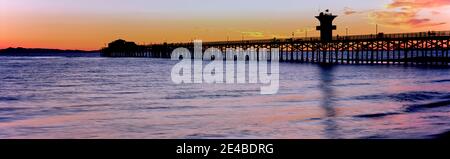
[318,64,340,139]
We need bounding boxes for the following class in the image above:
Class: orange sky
[1,0,449,50]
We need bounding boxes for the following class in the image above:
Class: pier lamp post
[346,27,349,36]
[376,24,378,34]
[305,28,308,38]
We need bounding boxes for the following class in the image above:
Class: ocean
[0,55,449,139]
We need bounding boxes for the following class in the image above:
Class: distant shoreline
[0,47,100,57]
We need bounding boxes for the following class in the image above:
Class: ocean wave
[404,100,450,113]
[423,79,450,84]
[0,107,28,112]
[332,83,371,87]
[354,112,401,118]
[0,97,20,101]
[165,93,246,100]
[353,91,449,102]
[353,91,450,119]
[428,130,450,139]
[143,106,198,110]
[185,133,227,139]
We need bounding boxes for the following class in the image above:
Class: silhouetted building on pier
[316,10,337,42]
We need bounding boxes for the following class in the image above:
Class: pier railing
[201,31,450,45]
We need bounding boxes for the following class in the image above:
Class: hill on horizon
[0,47,100,57]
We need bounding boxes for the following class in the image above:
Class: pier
[102,11,450,66]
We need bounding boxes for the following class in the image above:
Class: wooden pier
[101,11,449,66]
[102,31,450,66]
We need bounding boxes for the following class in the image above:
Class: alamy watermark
[171,40,279,95]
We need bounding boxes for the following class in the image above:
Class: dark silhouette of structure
[102,13,450,66]
[101,39,150,57]
[316,10,337,41]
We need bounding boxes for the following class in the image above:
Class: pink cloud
[431,11,440,15]
[369,9,446,27]
[388,0,450,9]
[369,0,449,28]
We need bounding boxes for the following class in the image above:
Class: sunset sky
[1,0,449,50]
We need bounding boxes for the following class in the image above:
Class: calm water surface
[0,56,449,139]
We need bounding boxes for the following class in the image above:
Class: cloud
[387,0,450,9]
[369,0,449,28]
[294,27,315,34]
[238,30,294,39]
[369,10,445,27]
[238,27,315,39]
[431,11,440,15]
[343,7,359,15]
[241,31,265,38]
